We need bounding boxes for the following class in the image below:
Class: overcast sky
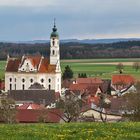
[0,0,140,41]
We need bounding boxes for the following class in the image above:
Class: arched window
[52,40,55,46]
[52,50,55,55]
[48,78,51,83]
[15,84,16,90]
[22,78,25,83]
[30,79,33,83]
[48,85,51,90]
[9,78,12,82]
[22,85,25,90]
[41,79,44,83]
[10,84,12,90]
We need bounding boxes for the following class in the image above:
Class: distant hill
[2,38,140,44]
[0,40,140,60]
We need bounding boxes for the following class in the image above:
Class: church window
[52,40,55,46]
[15,84,16,90]
[10,84,12,90]
[22,84,25,90]
[41,79,44,83]
[48,85,51,90]
[22,78,25,83]
[48,78,51,83]
[52,50,55,55]
[9,78,12,82]
[30,79,33,83]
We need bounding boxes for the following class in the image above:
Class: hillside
[0,41,140,60]
[0,122,139,140]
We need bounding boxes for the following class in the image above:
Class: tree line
[0,41,140,60]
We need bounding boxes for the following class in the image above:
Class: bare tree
[133,62,140,71]
[116,63,124,74]
[122,82,140,121]
[0,98,17,124]
[56,93,81,123]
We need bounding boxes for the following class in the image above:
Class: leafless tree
[133,62,140,71]
[116,63,124,74]
[0,98,17,124]
[122,82,140,121]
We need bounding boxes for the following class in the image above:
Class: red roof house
[112,74,135,91]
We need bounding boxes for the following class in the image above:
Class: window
[22,85,25,90]
[15,84,16,90]
[57,78,59,82]
[48,85,51,90]
[52,40,55,46]
[52,50,55,55]
[57,84,59,90]
[30,79,33,83]
[41,79,44,83]
[48,79,51,83]
[15,78,16,82]
[22,78,25,83]
[9,78,12,82]
[10,84,12,90]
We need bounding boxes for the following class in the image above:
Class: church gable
[19,58,37,72]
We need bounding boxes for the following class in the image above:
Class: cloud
[0,0,55,7]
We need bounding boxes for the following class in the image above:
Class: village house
[111,74,136,96]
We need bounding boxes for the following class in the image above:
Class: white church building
[5,23,61,93]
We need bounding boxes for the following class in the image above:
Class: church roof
[5,55,56,73]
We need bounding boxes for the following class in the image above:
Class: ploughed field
[0,122,139,140]
[0,58,140,79]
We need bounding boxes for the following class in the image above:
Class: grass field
[0,122,139,140]
[61,58,140,79]
[0,58,140,80]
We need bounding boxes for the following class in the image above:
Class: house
[17,103,44,110]
[5,23,61,93]
[111,74,136,96]
[8,89,56,108]
[16,109,63,123]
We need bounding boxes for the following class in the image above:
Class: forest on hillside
[0,41,140,60]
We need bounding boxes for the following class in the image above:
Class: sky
[0,0,140,41]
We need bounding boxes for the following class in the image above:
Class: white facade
[5,23,61,93]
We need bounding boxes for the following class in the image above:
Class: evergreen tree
[62,65,73,80]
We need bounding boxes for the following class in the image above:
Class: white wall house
[5,23,61,93]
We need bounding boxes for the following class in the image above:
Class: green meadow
[0,58,140,80]
[0,122,139,140]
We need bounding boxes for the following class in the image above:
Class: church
[5,23,61,93]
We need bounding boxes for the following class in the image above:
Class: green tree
[62,65,73,80]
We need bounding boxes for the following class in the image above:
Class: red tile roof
[112,75,135,85]
[6,58,21,72]
[6,56,56,73]
[70,83,101,96]
[16,109,63,123]
[76,78,103,84]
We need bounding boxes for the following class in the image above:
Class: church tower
[50,20,60,65]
